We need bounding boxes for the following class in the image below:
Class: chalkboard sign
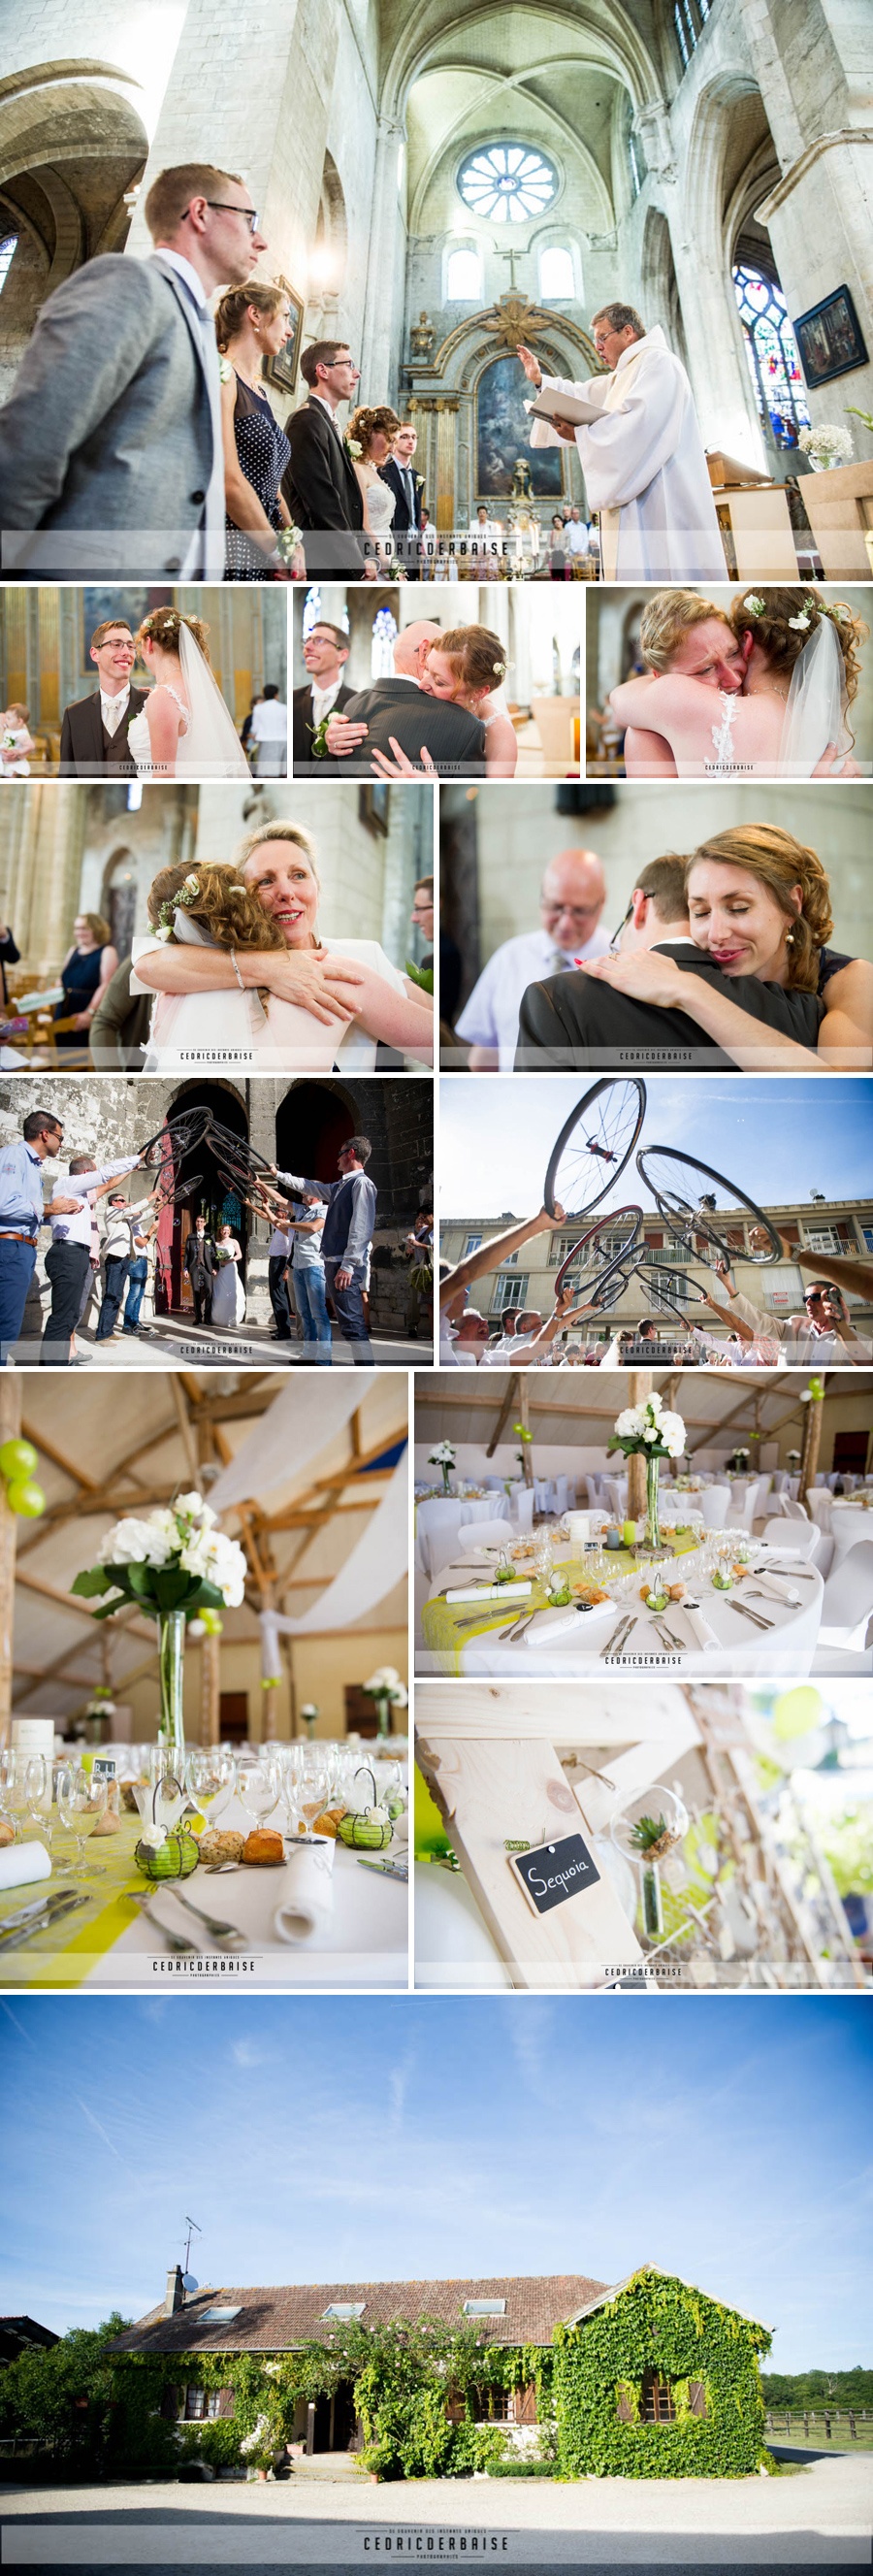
[510,1831,600,1917]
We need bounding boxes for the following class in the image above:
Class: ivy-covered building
[109,2264,772,2480]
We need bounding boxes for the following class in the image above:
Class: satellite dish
[182,2272,199,2294]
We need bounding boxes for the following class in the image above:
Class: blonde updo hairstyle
[215,280,288,349]
[146,859,285,1011]
[135,606,211,664]
[426,625,507,698]
[728,586,866,704]
[638,589,732,673]
[346,404,401,457]
[685,825,833,995]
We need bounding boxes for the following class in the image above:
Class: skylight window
[463,2299,506,2316]
[321,2301,366,2320]
[201,2306,242,2323]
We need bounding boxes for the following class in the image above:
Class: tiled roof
[110,2274,609,2357]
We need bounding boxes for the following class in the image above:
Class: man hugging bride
[129,819,434,1074]
[608,586,868,779]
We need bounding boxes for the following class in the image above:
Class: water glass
[185,1748,236,1826]
[24,1754,55,1849]
[236,1754,281,1832]
[56,1763,107,1878]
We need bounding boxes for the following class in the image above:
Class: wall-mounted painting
[263,277,305,399]
[476,356,562,499]
[794,286,868,389]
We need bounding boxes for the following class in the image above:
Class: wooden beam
[15,1566,155,1641]
[0,1379,21,1749]
[626,1371,652,1522]
[170,1376,199,1483]
[486,1375,520,1459]
[19,1420,102,1491]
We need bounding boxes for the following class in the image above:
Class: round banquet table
[0,1783,408,1990]
[419,1539,824,1679]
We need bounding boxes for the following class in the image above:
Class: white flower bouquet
[362,1666,408,1709]
[608,1393,686,1462]
[72,1492,247,1618]
[798,423,853,469]
[429,1440,456,1494]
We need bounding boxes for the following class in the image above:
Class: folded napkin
[679,1602,720,1649]
[0,1838,51,1894]
[443,1581,533,1605]
[524,1596,615,1646]
[747,1571,800,1607]
[274,1836,336,1944]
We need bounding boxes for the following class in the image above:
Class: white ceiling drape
[260,1454,407,1670]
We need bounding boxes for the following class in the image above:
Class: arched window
[458,144,557,225]
[673,0,710,68]
[538,245,574,301]
[0,234,17,296]
[372,605,398,677]
[445,245,483,303]
[733,261,810,448]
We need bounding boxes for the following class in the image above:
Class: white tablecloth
[828,1501,873,1573]
[421,1542,824,1679]
[415,1491,510,1576]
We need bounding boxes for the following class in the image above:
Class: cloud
[231,2038,270,2069]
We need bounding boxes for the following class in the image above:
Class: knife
[0,1891,87,1949]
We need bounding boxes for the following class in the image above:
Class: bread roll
[242,1828,284,1867]
[199,1828,244,1868]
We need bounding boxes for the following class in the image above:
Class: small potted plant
[611,1787,689,1941]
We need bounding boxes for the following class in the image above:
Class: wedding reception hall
[413,1370,873,1679]
[414,1677,872,1991]
[0,1373,409,1987]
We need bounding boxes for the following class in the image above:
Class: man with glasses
[282,342,373,578]
[517,302,726,582]
[455,849,608,1069]
[0,1111,64,1361]
[0,162,267,578]
[706,1249,871,1364]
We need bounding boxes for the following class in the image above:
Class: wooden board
[415,1734,642,1987]
[413,1679,699,1743]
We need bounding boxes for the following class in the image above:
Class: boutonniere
[344,435,363,461]
[310,713,332,760]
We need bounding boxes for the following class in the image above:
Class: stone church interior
[1,0,871,560]
[292,583,582,776]
[0,587,287,771]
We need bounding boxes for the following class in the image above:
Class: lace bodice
[706,690,738,774]
[360,467,396,537]
[128,687,189,774]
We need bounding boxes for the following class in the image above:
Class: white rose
[642,1423,659,1444]
[614,1408,641,1438]
[99,1516,176,1567]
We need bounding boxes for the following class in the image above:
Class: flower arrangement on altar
[797,423,853,471]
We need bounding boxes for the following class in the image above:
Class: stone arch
[162,1078,250,1311]
[383,0,663,126]
[99,845,138,962]
[407,74,613,237]
[307,147,348,329]
[0,65,147,388]
[275,1079,357,1184]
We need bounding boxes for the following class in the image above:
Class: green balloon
[772,1686,824,1742]
[6,1480,46,1519]
[0,1439,38,1482]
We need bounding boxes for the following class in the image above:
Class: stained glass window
[0,235,16,297]
[732,261,810,448]
[458,145,557,226]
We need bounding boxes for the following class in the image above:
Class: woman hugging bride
[608,586,868,780]
[129,821,435,1075]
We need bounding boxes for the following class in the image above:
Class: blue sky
[438,1077,873,1218]
[2,1996,870,2369]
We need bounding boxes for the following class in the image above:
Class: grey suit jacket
[0,254,215,577]
[321,679,486,778]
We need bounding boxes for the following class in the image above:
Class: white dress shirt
[48,1157,140,1248]
[101,1195,152,1260]
[248,698,287,743]
[99,687,130,736]
[309,677,344,726]
[566,519,590,557]
[455,924,610,1068]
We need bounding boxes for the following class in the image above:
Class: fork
[136,1886,246,1943]
[499,1610,535,1645]
[652,1618,685,1654]
[726,1597,773,1630]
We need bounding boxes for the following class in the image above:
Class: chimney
[164,2266,185,2316]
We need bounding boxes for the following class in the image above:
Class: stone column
[661,179,765,467]
[435,397,460,531]
[360,116,407,408]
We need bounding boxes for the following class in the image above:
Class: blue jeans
[123,1258,147,1330]
[323,1256,373,1364]
[96,1255,131,1339]
[0,1238,37,1364]
[291,1261,333,1363]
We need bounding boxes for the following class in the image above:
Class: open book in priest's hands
[524,384,604,430]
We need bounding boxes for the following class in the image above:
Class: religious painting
[81,589,171,674]
[793,286,868,389]
[476,355,562,498]
[262,277,305,397]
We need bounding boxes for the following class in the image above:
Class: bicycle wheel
[553,1204,642,1298]
[635,1145,782,1264]
[544,1078,646,1220]
[634,1249,712,1320]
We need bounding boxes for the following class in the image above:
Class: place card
[509,1831,600,1918]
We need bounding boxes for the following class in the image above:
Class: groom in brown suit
[59,619,148,777]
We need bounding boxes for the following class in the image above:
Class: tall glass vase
[157,1610,186,1761]
[375,1695,392,1739]
[645,1454,662,1552]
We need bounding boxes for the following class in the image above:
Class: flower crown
[155,871,248,940]
[743,589,850,634]
[492,659,507,679]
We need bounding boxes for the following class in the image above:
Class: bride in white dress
[210,1225,245,1328]
[128,606,250,781]
[347,406,400,567]
[608,588,867,779]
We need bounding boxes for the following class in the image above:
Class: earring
[785,929,794,946]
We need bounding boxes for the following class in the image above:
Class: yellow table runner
[421,1537,698,1674]
[0,1820,147,1990]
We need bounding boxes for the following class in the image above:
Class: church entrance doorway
[157,1082,249,1313]
[275,1082,355,1185]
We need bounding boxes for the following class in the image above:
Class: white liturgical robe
[530,325,727,582]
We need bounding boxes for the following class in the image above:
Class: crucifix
[499,247,526,291]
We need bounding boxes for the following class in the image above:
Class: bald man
[455,848,609,1068]
[321,619,486,776]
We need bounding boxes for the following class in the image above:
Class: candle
[623,1519,637,1549]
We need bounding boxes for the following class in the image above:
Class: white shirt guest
[47,1157,141,1248]
[455,849,609,1069]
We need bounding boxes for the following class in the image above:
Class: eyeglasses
[541,902,601,926]
[196,202,260,232]
[607,900,634,956]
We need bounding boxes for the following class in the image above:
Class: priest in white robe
[520,303,727,583]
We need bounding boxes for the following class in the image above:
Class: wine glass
[24,1755,55,1851]
[56,1764,108,1879]
[236,1755,280,1834]
[0,1747,27,1841]
[184,1748,236,1828]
